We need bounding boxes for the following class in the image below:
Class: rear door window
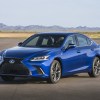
[77,35,88,47]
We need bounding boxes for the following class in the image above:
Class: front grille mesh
[0,58,29,76]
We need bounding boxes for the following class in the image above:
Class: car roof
[37,32,82,36]
[36,32,91,40]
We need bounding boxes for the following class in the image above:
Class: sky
[0,0,100,27]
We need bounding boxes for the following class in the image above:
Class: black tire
[1,76,15,82]
[88,57,100,77]
[47,60,61,84]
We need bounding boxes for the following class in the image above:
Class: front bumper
[0,58,52,78]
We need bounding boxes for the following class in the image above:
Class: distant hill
[0,23,100,32]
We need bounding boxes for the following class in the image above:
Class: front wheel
[1,76,15,82]
[88,57,100,77]
[47,60,61,84]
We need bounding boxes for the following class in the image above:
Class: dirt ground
[0,38,100,100]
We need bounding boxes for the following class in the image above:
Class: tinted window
[22,34,66,48]
[77,35,88,47]
[65,35,76,48]
[25,36,39,46]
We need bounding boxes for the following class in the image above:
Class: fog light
[29,71,32,75]
[36,67,44,75]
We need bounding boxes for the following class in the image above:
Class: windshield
[21,34,66,48]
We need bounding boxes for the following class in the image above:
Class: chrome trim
[39,68,45,74]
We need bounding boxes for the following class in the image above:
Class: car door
[61,35,84,75]
[75,34,91,71]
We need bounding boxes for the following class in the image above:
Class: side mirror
[68,43,76,49]
[61,43,76,51]
[18,42,23,46]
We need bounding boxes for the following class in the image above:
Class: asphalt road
[0,38,100,100]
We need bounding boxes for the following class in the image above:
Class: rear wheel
[47,60,61,84]
[88,57,100,77]
[1,76,15,82]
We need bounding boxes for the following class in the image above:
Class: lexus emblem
[9,59,15,64]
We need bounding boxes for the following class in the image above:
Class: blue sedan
[0,33,100,83]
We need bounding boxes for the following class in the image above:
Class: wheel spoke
[55,63,58,71]
[56,71,61,74]
[96,60,100,66]
[52,74,55,80]
[95,69,98,74]
[54,73,57,81]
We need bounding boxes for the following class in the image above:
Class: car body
[0,33,100,83]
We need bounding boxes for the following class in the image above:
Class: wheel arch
[95,55,100,59]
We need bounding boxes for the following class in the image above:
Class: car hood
[3,46,56,58]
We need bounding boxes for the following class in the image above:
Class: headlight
[0,55,3,64]
[30,56,49,61]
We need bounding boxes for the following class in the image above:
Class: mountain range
[0,23,100,32]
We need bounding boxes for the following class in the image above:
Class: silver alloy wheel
[50,60,61,83]
[93,58,100,75]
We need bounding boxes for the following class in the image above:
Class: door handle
[77,50,81,53]
[91,48,94,51]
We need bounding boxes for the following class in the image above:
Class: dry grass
[0,32,35,38]
[81,32,100,38]
[0,32,100,38]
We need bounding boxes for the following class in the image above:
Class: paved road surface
[0,38,100,100]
